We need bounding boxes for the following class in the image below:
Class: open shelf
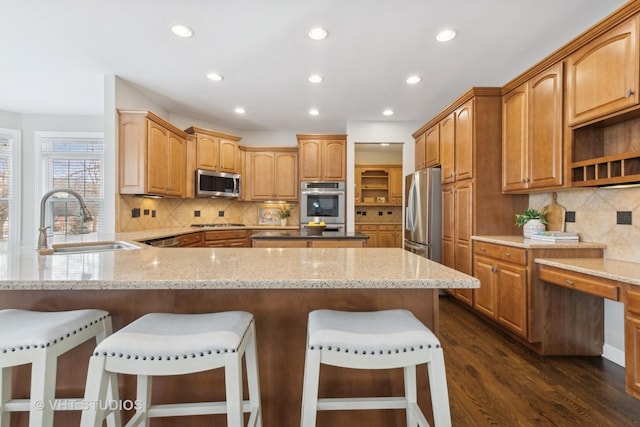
[571,151,640,186]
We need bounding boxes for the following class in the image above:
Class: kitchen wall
[529,187,640,366]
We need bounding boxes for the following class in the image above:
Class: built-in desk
[535,258,640,400]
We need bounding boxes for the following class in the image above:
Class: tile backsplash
[529,187,640,262]
[354,206,402,223]
[117,196,299,232]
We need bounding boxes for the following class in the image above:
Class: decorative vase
[280,218,288,226]
[523,219,545,238]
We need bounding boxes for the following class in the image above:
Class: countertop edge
[472,235,607,249]
[535,258,640,287]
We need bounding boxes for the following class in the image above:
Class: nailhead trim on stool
[80,311,262,427]
[0,309,119,427]
[300,309,452,427]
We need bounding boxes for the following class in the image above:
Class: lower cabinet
[178,232,203,247]
[252,239,366,248]
[473,245,527,338]
[355,224,402,248]
[204,230,251,247]
[625,287,640,399]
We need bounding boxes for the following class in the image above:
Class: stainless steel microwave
[195,169,241,198]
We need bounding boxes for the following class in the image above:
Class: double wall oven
[300,181,345,231]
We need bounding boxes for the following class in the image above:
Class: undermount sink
[48,241,140,255]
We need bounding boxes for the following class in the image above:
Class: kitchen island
[251,230,369,247]
[0,242,478,427]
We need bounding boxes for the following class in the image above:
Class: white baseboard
[602,344,625,367]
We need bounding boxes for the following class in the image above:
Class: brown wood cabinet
[502,62,564,192]
[203,230,251,247]
[244,148,298,201]
[567,15,639,126]
[440,100,473,184]
[185,127,242,174]
[297,134,347,181]
[414,124,439,171]
[388,167,403,204]
[355,165,402,205]
[118,110,187,197]
[625,287,640,399]
[414,132,426,170]
[355,224,401,248]
[178,232,203,247]
[252,238,366,248]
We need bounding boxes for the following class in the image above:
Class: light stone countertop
[0,238,479,291]
[535,258,640,287]
[472,235,607,249]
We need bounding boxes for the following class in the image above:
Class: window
[0,128,20,242]
[37,132,104,238]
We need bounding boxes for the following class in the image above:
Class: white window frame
[35,131,105,239]
[0,128,21,243]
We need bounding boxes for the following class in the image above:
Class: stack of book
[529,231,579,242]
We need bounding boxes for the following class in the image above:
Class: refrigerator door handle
[406,179,416,231]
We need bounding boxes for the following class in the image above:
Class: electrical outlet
[194,210,201,217]
[362,212,367,216]
[378,211,383,216]
[131,208,140,218]
[617,211,632,225]
[218,210,225,217]
[387,211,392,215]
[565,211,576,223]
[143,209,149,216]
[151,210,156,218]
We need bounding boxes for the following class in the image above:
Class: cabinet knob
[565,279,574,286]
[627,89,635,98]
[504,253,511,257]
[480,247,486,252]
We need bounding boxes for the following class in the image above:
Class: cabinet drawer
[358,224,378,231]
[474,242,526,266]
[538,265,620,300]
[179,232,202,246]
[626,288,640,316]
[204,230,249,241]
[379,225,395,231]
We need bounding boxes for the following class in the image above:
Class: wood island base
[1,288,440,427]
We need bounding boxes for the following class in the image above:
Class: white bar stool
[300,309,452,427]
[80,311,262,427]
[0,308,119,427]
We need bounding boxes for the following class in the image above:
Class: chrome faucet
[37,189,94,250]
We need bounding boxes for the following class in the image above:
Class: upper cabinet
[414,125,440,171]
[440,100,473,184]
[118,110,187,197]
[244,148,298,201]
[185,127,242,174]
[567,16,639,127]
[502,62,564,192]
[414,132,426,170]
[297,134,347,181]
[354,165,402,205]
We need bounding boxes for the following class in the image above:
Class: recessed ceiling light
[406,75,422,85]
[206,72,223,82]
[234,107,246,114]
[309,108,320,116]
[308,74,323,83]
[436,29,457,42]
[171,24,194,38]
[308,27,328,40]
[382,109,394,116]
[380,143,390,147]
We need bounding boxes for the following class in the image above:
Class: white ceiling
[0,0,628,133]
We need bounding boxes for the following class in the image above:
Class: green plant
[515,208,548,227]
[276,205,291,219]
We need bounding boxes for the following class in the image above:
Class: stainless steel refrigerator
[404,168,442,261]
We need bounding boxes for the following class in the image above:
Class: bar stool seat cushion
[308,309,440,354]
[0,308,109,353]
[93,311,253,360]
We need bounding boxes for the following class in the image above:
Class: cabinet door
[502,85,528,192]
[147,120,168,195]
[354,167,363,203]
[274,152,297,199]
[455,100,474,181]
[166,131,185,197]
[299,140,322,180]
[528,62,563,189]
[440,113,455,183]
[196,134,219,170]
[388,167,403,204]
[378,226,396,248]
[323,139,346,180]
[249,152,276,199]
[625,288,640,398]
[473,255,497,318]
[567,16,639,126]
[219,139,238,173]
[441,184,455,269]
[425,124,440,168]
[414,132,426,170]
[454,181,473,276]
[496,261,528,338]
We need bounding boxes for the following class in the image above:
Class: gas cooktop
[190,223,246,228]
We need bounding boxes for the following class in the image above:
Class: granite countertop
[472,235,607,249]
[251,231,368,240]
[117,224,298,243]
[0,238,478,291]
[535,258,640,287]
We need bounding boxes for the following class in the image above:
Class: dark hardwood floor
[439,296,640,426]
